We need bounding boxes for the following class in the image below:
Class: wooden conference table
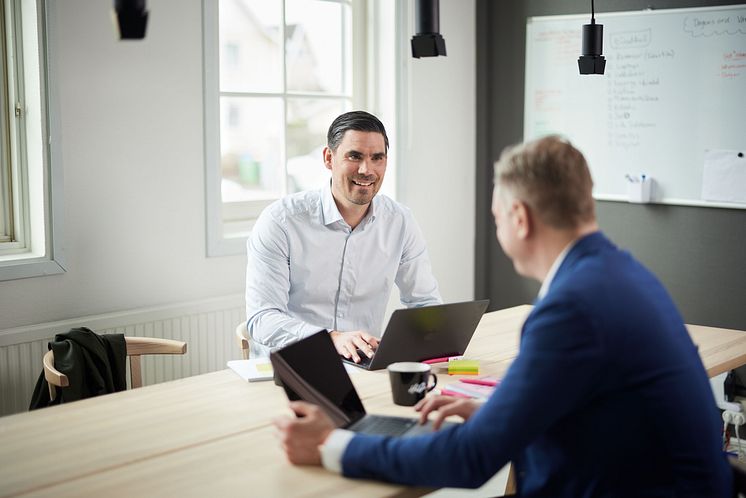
[1,305,746,498]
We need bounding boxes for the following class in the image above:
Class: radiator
[0,294,245,417]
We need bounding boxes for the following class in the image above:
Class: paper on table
[440,382,496,400]
[228,358,360,382]
[227,359,273,382]
[702,149,746,204]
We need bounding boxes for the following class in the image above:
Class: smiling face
[324,130,387,209]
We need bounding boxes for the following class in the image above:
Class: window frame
[0,0,65,282]
[1,0,21,249]
[202,0,369,257]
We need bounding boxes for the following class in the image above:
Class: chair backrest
[236,321,250,360]
[43,336,187,400]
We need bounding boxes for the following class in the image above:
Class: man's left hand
[329,330,379,363]
[273,401,335,465]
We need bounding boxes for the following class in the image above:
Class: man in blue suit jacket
[274,136,731,497]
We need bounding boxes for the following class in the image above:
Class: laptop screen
[270,331,367,427]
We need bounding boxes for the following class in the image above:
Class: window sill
[208,221,255,257]
[0,255,66,282]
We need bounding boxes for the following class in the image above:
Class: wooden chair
[42,336,187,400]
[235,321,250,360]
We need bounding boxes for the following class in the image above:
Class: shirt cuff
[320,429,355,474]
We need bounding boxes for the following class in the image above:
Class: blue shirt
[245,184,442,358]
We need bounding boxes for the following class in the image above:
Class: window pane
[285,0,350,95]
[1,3,9,241]
[219,0,283,93]
[220,97,284,202]
[286,98,349,193]
[1,115,10,241]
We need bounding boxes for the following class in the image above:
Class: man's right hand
[273,401,335,466]
[414,395,480,430]
[329,330,379,363]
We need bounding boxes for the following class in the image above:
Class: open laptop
[270,331,457,437]
[343,299,489,370]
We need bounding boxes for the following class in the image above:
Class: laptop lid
[359,299,489,370]
[270,331,367,428]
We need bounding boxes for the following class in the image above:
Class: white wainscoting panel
[0,294,245,417]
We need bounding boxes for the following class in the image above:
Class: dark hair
[326,111,389,152]
[494,135,595,229]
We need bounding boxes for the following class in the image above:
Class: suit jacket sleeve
[341,298,605,488]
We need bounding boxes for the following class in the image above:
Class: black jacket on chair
[29,327,127,410]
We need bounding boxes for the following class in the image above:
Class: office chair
[235,321,250,360]
[43,336,187,400]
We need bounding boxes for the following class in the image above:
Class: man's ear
[513,201,532,240]
[323,146,333,171]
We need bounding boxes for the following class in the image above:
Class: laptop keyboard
[341,351,373,368]
[351,415,418,436]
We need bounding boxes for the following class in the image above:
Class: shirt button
[337,312,343,318]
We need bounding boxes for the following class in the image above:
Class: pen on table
[460,378,500,387]
[422,355,463,365]
[625,174,638,183]
[440,388,471,398]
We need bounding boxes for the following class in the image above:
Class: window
[1,0,15,247]
[204,0,398,256]
[0,0,64,281]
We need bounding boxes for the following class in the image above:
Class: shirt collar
[320,182,377,227]
[366,196,378,223]
[320,183,344,226]
[537,239,577,300]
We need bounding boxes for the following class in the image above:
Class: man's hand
[273,401,336,465]
[414,395,480,430]
[329,330,379,363]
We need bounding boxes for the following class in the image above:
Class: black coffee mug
[387,362,438,406]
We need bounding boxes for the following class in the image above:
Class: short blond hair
[493,136,595,229]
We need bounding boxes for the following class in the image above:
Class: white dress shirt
[319,238,578,474]
[245,184,442,358]
[536,239,576,301]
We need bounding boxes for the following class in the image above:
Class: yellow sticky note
[256,363,273,373]
[448,360,480,375]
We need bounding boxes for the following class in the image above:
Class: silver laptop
[343,300,489,370]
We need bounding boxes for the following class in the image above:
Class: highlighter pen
[422,355,464,365]
[460,378,499,387]
[440,388,472,399]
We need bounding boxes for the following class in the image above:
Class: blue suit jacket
[341,232,731,497]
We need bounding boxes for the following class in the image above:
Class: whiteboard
[524,5,746,208]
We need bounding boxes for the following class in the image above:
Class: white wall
[400,0,476,303]
[0,0,476,331]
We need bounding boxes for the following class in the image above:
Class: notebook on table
[270,331,457,437]
[343,299,489,371]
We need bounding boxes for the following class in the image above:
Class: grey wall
[475,0,746,331]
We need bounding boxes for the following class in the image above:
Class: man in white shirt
[245,111,442,361]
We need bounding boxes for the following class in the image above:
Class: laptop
[270,331,457,437]
[343,300,489,370]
